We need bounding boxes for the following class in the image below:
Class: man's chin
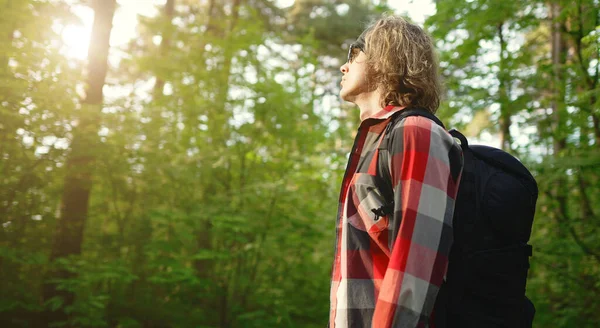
[339,91,353,103]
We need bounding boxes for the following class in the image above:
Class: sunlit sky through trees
[58,0,435,61]
[56,0,514,148]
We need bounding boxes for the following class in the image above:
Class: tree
[427,0,600,326]
[43,0,116,324]
[0,0,80,325]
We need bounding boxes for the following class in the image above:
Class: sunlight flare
[60,24,92,59]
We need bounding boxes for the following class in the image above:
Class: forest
[0,0,599,327]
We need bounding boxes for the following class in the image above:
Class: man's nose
[340,62,348,74]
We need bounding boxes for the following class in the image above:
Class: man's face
[339,44,372,103]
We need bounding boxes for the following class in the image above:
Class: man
[330,15,463,327]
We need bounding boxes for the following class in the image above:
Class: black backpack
[375,108,538,328]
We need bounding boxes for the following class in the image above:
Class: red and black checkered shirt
[329,105,463,327]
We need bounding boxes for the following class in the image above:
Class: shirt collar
[363,105,406,122]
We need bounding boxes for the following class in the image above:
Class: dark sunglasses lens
[347,42,365,63]
[348,44,358,62]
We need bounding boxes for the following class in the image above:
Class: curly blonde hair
[361,15,441,113]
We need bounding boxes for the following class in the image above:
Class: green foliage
[428,0,600,326]
[0,0,379,327]
[3,0,598,327]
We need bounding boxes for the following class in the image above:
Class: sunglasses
[347,42,365,63]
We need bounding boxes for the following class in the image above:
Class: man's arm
[372,116,462,327]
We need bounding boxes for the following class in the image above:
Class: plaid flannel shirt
[329,106,463,328]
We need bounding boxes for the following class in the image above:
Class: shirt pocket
[346,173,390,234]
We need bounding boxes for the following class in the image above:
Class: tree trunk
[549,1,570,242]
[194,0,243,322]
[550,2,567,154]
[497,22,513,151]
[42,0,116,324]
[0,0,16,71]
[153,0,175,96]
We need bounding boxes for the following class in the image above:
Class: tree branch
[544,189,600,263]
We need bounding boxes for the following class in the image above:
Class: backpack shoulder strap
[375,108,446,216]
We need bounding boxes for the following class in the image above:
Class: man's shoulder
[388,115,447,137]
[387,114,462,156]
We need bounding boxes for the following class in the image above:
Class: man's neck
[354,89,385,121]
